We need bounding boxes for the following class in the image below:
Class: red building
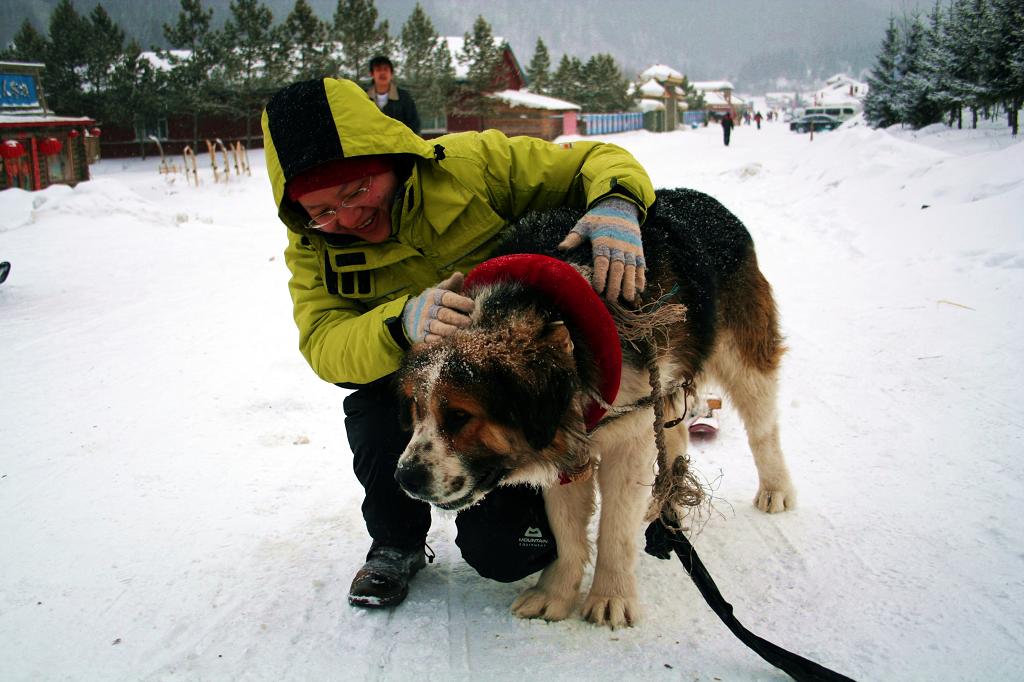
[1,61,96,191]
[441,37,580,140]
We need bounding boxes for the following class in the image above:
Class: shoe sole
[348,584,410,609]
[347,557,425,609]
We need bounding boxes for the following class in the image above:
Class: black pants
[343,378,430,547]
[342,378,556,582]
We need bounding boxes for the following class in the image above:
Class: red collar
[464,254,622,431]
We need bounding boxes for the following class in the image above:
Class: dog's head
[395,281,590,511]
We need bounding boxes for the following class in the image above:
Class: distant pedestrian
[721,111,734,146]
[754,111,763,129]
[365,55,420,135]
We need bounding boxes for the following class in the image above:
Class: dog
[394,188,796,628]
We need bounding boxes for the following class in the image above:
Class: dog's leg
[581,418,655,627]
[510,474,594,622]
[710,338,796,512]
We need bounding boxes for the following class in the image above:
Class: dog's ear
[393,375,417,432]
[493,337,577,451]
[521,361,576,450]
[397,389,414,432]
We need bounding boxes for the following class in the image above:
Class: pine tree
[985,0,1024,134]
[106,39,166,129]
[680,76,705,112]
[895,12,942,128]
[399,3,437,86]
[946,0,988,128]
[456,15,505,116]
[920,0,960,124]
[44,0,89,113]
[399,4,453,129]
[162,0,224,149]
[333,0,392,82]
[83,4,126,114]
[421,42,455,129]
[581,53,631,113]
[282,0,334,81]
[222,0,282,145]
[863,16,901,128]
[550,54,585,107]
[526,38,551,95]
[2,20,48,63]
[459,15,503,93]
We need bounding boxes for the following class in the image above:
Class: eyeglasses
[305,175,374,230]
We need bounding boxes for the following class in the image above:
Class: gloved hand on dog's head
[402,272,475,344]
[557,196,645,302]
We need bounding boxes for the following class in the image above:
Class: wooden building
[447,89,580,141]
[1,61,96,191]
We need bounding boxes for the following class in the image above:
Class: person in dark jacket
[366,55,420,135]
[721,111,734,146]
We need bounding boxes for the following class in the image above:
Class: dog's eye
[443,408,472,434]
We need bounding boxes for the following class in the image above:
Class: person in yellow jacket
[263,77,655,608]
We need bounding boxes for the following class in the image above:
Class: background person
[721,110,735,146]
[366,55,420,135]
[261,77,655,609]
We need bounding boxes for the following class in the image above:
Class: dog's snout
[395,459,430,494]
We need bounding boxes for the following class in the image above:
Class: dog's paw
[510,587,575,622]
[581,594,638,628]
[754,485,796,513]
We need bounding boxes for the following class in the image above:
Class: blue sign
[1,74,40,108]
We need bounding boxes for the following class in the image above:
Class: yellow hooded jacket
[262,78,655,386]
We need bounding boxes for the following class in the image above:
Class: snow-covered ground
[2,118,1022,681]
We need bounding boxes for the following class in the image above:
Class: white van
[803,106,858,121]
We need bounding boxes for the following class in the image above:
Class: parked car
[790,114,841,133]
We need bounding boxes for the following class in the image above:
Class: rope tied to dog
[632,335,854,681]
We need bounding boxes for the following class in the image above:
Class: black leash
[645,521,856,682]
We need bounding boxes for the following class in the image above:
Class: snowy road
[2,119,1022,681]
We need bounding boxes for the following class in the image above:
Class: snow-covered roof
[634,98,664,112]
[638,78,666,98]
[0,113,96,126]
[691,80,734,92]
[701,90,730,106]
[811,73,869,106]
[140,50,190,72]
[488,89,579,110]
[639,64,684,82]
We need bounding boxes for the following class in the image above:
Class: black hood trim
[266,79,344,181]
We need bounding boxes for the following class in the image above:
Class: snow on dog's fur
[396,188,796,627]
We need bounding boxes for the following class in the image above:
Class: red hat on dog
[286,155,392,201]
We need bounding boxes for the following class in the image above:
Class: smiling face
[296,170,399,242]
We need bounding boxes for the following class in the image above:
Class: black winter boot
[348,543,428,608]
